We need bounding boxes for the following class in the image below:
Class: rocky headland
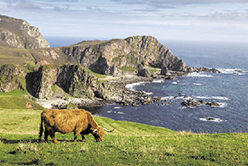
[0,14,50,49]
[0,15,221,109]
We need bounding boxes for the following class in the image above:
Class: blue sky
[1,0,248,43]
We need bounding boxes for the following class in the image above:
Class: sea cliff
[0,15,219,109]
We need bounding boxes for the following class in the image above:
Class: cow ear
[93,129,97,134]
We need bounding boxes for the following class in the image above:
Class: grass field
[0,108,248,165]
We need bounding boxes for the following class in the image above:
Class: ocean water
[48,37,248,133]
[94,40,248,133]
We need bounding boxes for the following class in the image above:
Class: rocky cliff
[60,36,193,76]
[0,64,26,92]
[0,15,50,49]
[0,15,219,108]
[26,64,105,99]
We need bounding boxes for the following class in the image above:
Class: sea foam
[125,81,146,91]
[217,68,246,75]
[187,72,213,78]
[195,96,230,101]
[153,79,165,83]
[193,83,202,86]
[199,117,224,122]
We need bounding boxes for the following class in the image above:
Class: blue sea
[48,37,248,133]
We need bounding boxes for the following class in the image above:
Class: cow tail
[38,115,44,142]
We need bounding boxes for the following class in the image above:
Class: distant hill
[0,14,50,49]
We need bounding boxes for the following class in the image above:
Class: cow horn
[93,129,97,134]
[103,128,114,132]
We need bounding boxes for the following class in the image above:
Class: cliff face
[60,36,192,75]
[27,65,105,99]
[0,15,50,49]
[0,64,27,92]
[0,15,205,104]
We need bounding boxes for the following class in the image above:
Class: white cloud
[0,0,247,43]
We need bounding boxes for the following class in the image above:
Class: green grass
[0,89,28,96]
[0,109,248,165]
[0,55,28,65]
[0,95,45,110]
[83,66,107,79]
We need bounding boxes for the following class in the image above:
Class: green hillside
[0,95,45,110]
[0,109,247,165]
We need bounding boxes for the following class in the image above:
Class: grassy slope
[0,109,247,165]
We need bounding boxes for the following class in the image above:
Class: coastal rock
[29,35,193,75]
[137,69,151,77]
[159,101,170,106]
[0,64,26,92]
[160,66,171,76]
[132,102,140,107]
[27,64,105,99]
[139,96,154,105]
[206,102,220,107]
[153,96,161,102]
[181,98,202,107]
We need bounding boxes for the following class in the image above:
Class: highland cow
[39,109,113,143]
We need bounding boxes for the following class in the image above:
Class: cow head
[92,127,105,142]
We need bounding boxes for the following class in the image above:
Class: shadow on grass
[0,138,88,144]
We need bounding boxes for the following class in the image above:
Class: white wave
[161,96,175,100]
[193,83,202,86]
[172,81,186,85]
[217,68,246,75]
[162,96,190,101]
[125,81,146,91]
[194,96,230,101]
[187,72,213,78]
[153,79,164,83]
[200,117,224,122]
[142,91,153,95]
[114,107,121,109]
[217,102,228,108]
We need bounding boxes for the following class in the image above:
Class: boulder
[206,102,220,107]
[139,96,154,105]
[178,93,184,96]
[153,96,161,102]
[160,66,171,76]
[137,69,151,77]
[131,102,140,107]
[181,98,202,107]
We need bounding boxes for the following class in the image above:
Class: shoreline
[35,68,221,110]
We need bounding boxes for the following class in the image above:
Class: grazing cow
[38,109,114,143]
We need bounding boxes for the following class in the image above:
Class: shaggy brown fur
[39,109,105,143]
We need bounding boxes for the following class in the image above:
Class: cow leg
[74,131,81,142]
[49,130,60,144]
[80,133,86,142]
[44,129,49,143]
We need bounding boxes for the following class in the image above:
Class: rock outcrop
[0,64,27,92]
[59,36,192,76]
[0,14,50,49]
[27,64,105,99]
